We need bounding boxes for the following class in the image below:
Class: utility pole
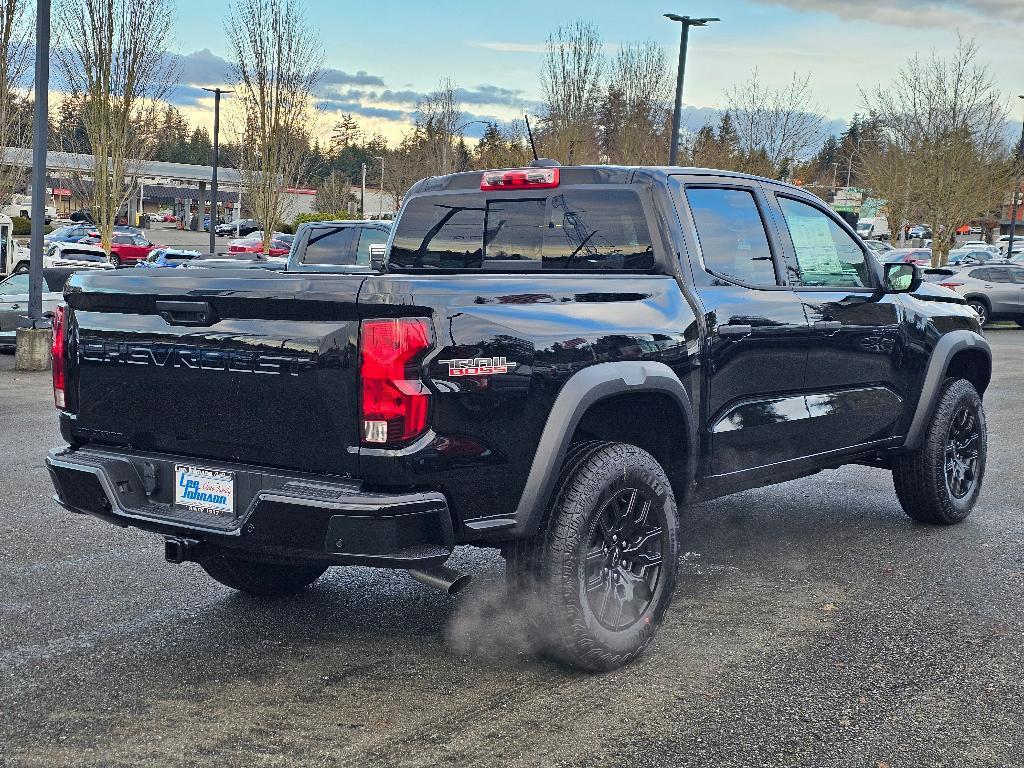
[202,87,233,253]
[374,156,385,218]
[1006,95,1024,258]
[361,162,366,217]
[665,13,718,166]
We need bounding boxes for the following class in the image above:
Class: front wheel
[892,378,986,525]
[109,254,121,268]
[966,299,988,326]
[199,551,328,596]
[507,442,680,672]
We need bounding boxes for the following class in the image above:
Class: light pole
[27,0,51,326]
[202,87,233,253]
[361,162,366,217]
[1006,95,1024,258]
[665,13,719,166]
[374,155,385,218]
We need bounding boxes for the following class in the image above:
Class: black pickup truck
[46,164,991,671]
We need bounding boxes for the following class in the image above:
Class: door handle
[814,320,842,331]
[10,304,20,310]
[155,300,216,326]
[717,323,753,338]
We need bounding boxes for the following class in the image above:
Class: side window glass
[685,187,777,286]
[302,227,357,265]
[777,196,871,288]
[968,268,989,281]
[0,274,30,294]
[355,228,389,267]
[987,267,1012,283]
[1012,268,1024,285]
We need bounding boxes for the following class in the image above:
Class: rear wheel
[892,378,986,525]
[200,551,328,596]
[966,299,988,326]
[507,442,679,672]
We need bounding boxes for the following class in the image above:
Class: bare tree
[724,71,824,178]
[539,19,603,164]
[313,170,352,214]
[600,41,672,165]
[54,0,174,253]
[0,0,31,207]
[226,0,322,252]
[414,80,464,176]
[861,39,1011,266]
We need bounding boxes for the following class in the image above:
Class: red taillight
[480,167,559,191]
[360,317,433,446]
[939,282,963,289]
[51,305,67,409]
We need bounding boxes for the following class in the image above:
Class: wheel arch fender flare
[903,330,991,450]
[510,361,697,538]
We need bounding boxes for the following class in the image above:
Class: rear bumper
[46,446,455,568]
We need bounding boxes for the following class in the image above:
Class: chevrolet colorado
[46,164,991,671]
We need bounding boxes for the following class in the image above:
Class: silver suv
[935,265,1024,326]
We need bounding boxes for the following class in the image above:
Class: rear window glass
[301,226,357,265]
[389,189,654,271]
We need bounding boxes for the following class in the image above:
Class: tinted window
[301,226,357,265]
[987,267,1012,283]
[778,196,871,288]
[389,189,654,271]
[1012,268,1024,285]
[356,227,390,266]
[0,273,29,294]
[132,236,149,247]
[968,268,990,280]
[685,187,777,285]
[113,235,132,245]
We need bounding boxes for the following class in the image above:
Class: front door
[674,179,812,478]
[765,189,906,454]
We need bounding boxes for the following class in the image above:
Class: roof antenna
[524,114,539,162]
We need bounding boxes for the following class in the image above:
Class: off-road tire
[507,441,680,672]
[200,551,327,596]
[892,378,986,525]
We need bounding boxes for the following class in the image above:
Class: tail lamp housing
[360,317,433,447]
[51,305,67,409]
[480,167,559,191]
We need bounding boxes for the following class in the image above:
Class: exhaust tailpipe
[164,536,202,564]
[407,564,472,595]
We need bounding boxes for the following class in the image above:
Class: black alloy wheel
[944,404,981,500]
[584,487,664,632]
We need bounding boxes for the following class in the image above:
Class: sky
[163,0,1024,145]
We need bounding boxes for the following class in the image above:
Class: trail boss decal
[439,357,516,377]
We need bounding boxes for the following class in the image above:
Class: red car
[82,233,160,267]
[228,237,291,257]
[883,248,932,267]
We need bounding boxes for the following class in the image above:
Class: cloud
[468,41,548,54]
[167,84,212,108]
[167,49,231,86]
[316,100,408,121]
[751,0,1024,29]
[318,68,386,87]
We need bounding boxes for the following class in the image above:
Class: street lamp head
[664,13,719,25]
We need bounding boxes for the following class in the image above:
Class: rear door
[671,176,813,477]
[982,267,1018,314]
[0,273,30,334]
[764,187,906,453]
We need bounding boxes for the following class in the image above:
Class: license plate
[174,464,235,517]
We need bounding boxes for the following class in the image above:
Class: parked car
[44,224,96,246]
[863,239,894,254]
[908,225,932,239]
[81,233,159,267]
[884,248,932,266]
[961,240,998,252]
[945,249,1007,268]
[135,248,203,269]
[202,215,226,232]
[0,267,103,348]
[228,236,291,257]
[855,217,889,240]
[996,234,1024,254]
[932,265,1024,326]
[287,220,392,269]
[44,241,113,269]
[969,226,983,235]
[48,163,991,672]
[216,218,260,237]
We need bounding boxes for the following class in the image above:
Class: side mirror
[882,262,922,294]
[368,243,387,271]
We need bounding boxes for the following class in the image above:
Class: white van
[856,217,890,240]
[1,194,57,225]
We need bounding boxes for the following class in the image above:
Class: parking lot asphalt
[0,332,1021,768]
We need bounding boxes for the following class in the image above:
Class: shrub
[292,211,356,231]
[11,216,30,235]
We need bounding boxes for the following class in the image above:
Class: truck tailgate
[63,269,365,476]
